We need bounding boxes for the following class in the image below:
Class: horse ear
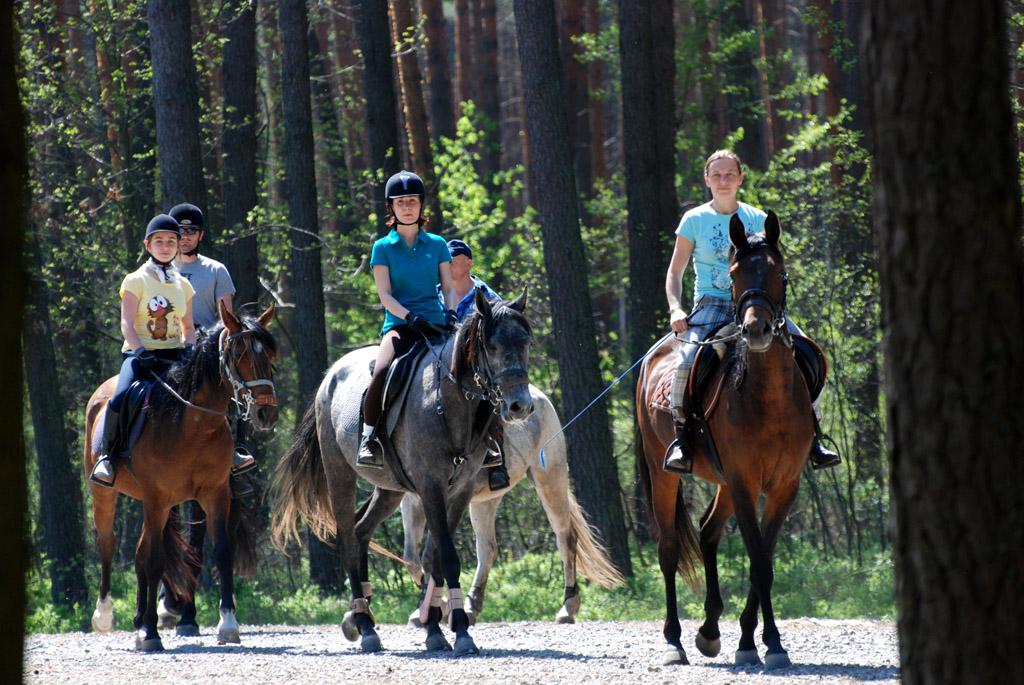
[220,299,241,333]
[764,210,781,246]
[257,302,276,328]
[507,286,528,313]
[475,286,493,319]
[729,214,749,250]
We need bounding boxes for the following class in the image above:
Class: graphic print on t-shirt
[147,294,174,340]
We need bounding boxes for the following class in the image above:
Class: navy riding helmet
[168,202,204,230]
[384,170,426,201]
[144,214,181,239]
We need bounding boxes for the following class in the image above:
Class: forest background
[15,0,1015,633]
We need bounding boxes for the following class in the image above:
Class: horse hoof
[695,631,720,658]
[407,608,424,629]
[734,649,761,665]
[764,650,792,670]
[175,623,200,637]
[554,605,575,624]
[217,609,240,644]
[360,633,382,653]
[662,646,689,665]
[342,611,360,642]
[157,597,180,630]
[465,609,478,627]
[217,628,240,644]
[425,632,452,652]
[453,635,478,656]
[91,596,114,633]
[135,630,164,653]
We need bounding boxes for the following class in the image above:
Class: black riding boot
[357,428,383,468]
[484,424,510,491]
[90,403,122,487]
[809,416,841,470]
[663,418,693,475]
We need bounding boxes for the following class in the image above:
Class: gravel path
[25,619,898,684]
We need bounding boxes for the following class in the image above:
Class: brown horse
[84,301,277,651]
[636,212,814,669]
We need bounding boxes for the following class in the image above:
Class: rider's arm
[666,234,694,334]
[121,291,145,351]
[438,262,457,311]
[373,265,411,320]
[182,298,196,345]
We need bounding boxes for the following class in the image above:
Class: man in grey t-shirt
[169,203,253,476]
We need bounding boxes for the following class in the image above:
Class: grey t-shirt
[175,254,236,330]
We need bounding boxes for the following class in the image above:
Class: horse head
[455,287,535,422]
[219,300,279,430]
[728,211,788,353]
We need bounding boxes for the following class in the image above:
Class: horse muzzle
[500,385,534,422]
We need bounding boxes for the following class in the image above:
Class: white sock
[362,423,375,438]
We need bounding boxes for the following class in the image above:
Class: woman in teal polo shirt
[359,171,458,467]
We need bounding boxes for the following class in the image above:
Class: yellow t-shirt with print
[120,267,195,351]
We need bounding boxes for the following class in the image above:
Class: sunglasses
[180,227,201,235]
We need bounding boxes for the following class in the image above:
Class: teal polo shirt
[370,228,452,335]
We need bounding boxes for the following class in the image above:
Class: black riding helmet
[144,214,181,239]
[168,202,204,230]
[384,170,426,201]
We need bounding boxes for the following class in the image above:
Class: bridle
[730,244,791,343]
[459,315,529,412]
[218,327,277,421]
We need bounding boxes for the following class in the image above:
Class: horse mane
[452,299,532,386]
[148,316,277,441]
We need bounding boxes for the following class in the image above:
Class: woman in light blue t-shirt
[662,150,840,474]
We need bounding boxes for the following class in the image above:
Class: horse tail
[564,487,624,588]
[228,494,260,579]
[161,507,199,601]
[634,419,702,590]
[269,399,334,552]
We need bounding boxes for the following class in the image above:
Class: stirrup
[357,434,383,469]
[90,456,117,488]
[809,439,841,470]
[231,446,257,475]
[662,420,693,474]
[482,437,503,468]
[488,464,511,491]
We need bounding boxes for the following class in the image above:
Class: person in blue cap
[359,171,458,468]
[90,214,196,486]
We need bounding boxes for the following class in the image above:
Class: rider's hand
[444,309,459,330]
[670,308,689,335]
[133,347,157,369]
[404,312,435,336]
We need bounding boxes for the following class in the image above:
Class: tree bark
[584,0,605,184]
[453,0,473,112]
[513,0,632,577]
[221,0,260,311]
[864,1,1024,682]
[147,0,207,208]
[24,230,87,609]
[0,2,27,676]
[560,0,591,198]
[420,0,455,141]
[476,0,500,182]
[388,0,441,228]
[309,12,351,236]
[352,0,401,227]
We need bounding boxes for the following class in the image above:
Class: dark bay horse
[84,302,278,651]
[636,212,814,669]
[271,289,534,655]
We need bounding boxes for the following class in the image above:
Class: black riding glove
[444,309,459,330]
[133,347,157,371]
[404,312,435,337]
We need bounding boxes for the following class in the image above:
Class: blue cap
[145,214,181,239]
[447,239,472,259]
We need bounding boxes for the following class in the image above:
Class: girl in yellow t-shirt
[90,214,196,487]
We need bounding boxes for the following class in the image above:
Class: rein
[729,245,791,345]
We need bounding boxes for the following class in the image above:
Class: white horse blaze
[91,596,114,633]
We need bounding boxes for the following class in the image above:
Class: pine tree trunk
[865,2,1024,681]
[222,0,260,311]
[560,0,591,198]
[477,0,500,182]
[352,0,401,227]
[513,0,633,577]
[147,0,207,207]
[309,13,351,236]
[278,0,337,594]
[24,231,87,609]
[454,0,473,112]
[584,0,605,183]
[420,0,455,140]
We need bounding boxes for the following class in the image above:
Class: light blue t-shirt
[676,201,766,304]
[370,228,452,335]
[439,276,500,321]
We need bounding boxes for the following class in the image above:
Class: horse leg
[466,496,502,625]
[528,461,581,624]
[730,485,771,666]
[343,487,404,639]
[90,488,117,632]
[201,489,239,645]
[650,473,688,665]
[695,486,734,658]
[164,502,205,636]
[400,495,428,627]
[135,505,170,652]
[754,484,800,669]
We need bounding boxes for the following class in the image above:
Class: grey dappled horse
[271,290,534,655]
[399,384,623,626]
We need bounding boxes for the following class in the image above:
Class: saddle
[91,379,153,463]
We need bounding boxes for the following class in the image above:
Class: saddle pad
[384,337,451,437]
[650,368,675,414]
